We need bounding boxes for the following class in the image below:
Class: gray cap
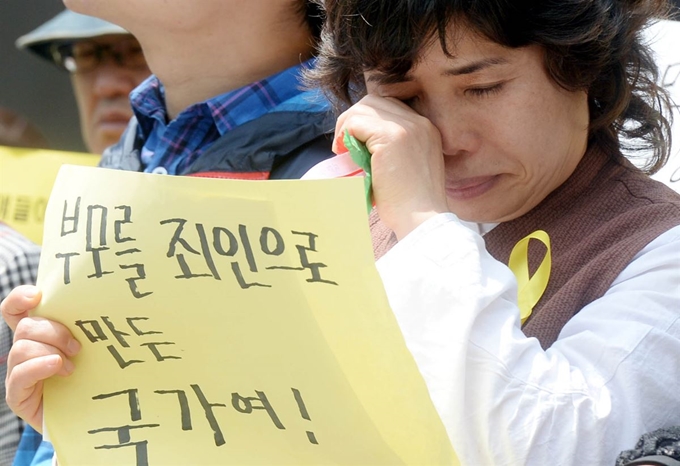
[15,10,129,63]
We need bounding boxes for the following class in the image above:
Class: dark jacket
[99,107,335,180]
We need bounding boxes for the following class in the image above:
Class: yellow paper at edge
[0,146,99,244]
[37,165,458,466]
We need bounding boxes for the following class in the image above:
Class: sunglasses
[50,38,147,74]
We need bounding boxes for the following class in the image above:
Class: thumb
[1,285,42,332]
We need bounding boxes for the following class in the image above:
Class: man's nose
[92,63,138,98]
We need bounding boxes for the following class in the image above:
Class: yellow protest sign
[0,146,99,244]
[36,165,458,465]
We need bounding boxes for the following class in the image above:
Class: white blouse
[377,213,680,466]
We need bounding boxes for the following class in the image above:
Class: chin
[447,203,494,224]
[86,140,109,155]
[449,198,531,224]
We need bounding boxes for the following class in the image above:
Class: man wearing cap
[16,9,150,154]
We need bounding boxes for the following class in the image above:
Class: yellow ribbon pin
[508,230,552,324]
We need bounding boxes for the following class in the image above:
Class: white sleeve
[377,213,680,466]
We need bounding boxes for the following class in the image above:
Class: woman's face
[365,28,590,223]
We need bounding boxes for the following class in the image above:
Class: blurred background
[1,0,86,152]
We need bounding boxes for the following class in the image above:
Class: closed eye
[465,82,505,98]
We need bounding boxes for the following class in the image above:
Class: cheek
[522,95,589,187]
[71,76,96,115]
[133,70,151,87]
[474,93,585,188]
[531,81,588,137]
[476,95,539,164]
[538,89,589,166]
[509,87,586,160]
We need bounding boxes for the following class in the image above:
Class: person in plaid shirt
[4,1,332,465]
[0,223,40,466]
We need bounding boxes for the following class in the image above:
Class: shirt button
[152,166,168,175]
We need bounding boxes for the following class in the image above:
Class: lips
[96,110,132,132]
[445,175,500,200]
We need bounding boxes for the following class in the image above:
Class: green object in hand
[344,131,373,214]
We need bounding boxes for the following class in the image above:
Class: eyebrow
[366,56,509,85]
[442,57,509,76]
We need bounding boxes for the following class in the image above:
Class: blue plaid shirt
[133,60,315,175]
[12,426,50,466]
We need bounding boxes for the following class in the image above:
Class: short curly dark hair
[308,0,674,174]
[298,0,324,41]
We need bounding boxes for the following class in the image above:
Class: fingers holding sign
[334,95,449,240]
[2,285,80,433]
[1,285,42,331]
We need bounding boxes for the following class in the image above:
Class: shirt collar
[130,60,313,141]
